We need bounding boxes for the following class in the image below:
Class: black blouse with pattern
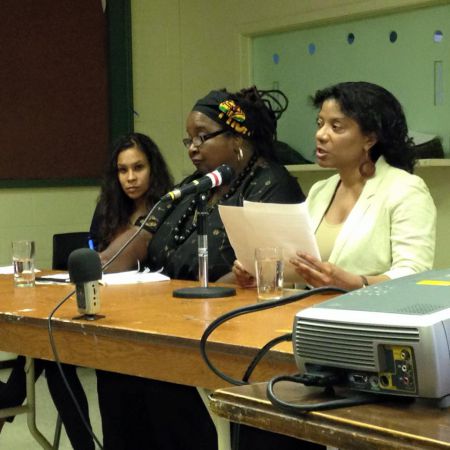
[146,159,305,281]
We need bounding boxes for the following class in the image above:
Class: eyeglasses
[182,129,226,149]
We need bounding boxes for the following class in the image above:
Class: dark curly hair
[312,81,416,173]
[221,86,288,161]
[95,132,173,250]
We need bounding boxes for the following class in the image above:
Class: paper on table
[0,265,41,275]
[101,269,170,285]
[0,265,15,275]
[218,201,320,283]
[35,273,70,284]
[35,269,170,285]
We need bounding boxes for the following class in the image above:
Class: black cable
[217,288,345,450]
[200,286,347,386]
[47,290,104,449]
[267,374,382,412]
[242,333,292,383]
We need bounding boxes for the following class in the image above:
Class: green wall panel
[253,4,449,161]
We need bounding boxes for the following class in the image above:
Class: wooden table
[210,380,450,450]
[0,275,329,389]
[5,276,449,449]
[0,274,330,448]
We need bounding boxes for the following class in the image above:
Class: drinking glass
[255,247,284,301]
[12,240,36,287]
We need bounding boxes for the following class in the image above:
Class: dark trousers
[97,371,216,450]
[97,371,324,450]
[0,356,95,450]
[97,370,151,450]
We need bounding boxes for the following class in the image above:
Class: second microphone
[161,164,235,202]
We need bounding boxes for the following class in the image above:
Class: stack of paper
[34,269,169,285]
[219,201,320,283]
[102,270,169,285]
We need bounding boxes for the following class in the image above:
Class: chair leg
[53,414,63,449]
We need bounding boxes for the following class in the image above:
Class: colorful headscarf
[192,90,253,137]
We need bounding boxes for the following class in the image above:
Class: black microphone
[162,164,235,202]
[68,248,102,317]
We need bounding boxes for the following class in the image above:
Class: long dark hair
[312,81,416,173]
[96,132,173,249]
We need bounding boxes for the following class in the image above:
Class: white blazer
[306,157,436,279]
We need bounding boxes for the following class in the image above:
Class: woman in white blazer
[290,81,436,289]
[233,81,436,290]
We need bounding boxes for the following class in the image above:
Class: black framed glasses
[182,129,226,149]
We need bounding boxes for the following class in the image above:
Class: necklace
[172,153,258,244]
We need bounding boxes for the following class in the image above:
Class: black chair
[52,232,90,271]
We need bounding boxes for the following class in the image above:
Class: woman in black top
[91,132,173,269]
[147,159,302,281]
[97,88,322,450]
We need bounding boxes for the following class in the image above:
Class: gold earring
[237,147,244,161]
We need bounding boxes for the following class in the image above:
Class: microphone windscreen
[68,248,102,283]
[217,164,235,185]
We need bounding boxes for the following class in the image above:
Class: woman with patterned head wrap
[144,86,304,281]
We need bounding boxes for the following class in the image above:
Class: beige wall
[0,187,99,268]
[417,166,450,269]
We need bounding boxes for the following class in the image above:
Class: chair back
[52,232,90,270]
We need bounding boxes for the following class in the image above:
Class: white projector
[293,269,450,407]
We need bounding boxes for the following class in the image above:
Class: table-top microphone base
[72,313,105,321]
[173,286,236,299]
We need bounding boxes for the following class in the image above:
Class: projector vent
[294,318,420,370]
[396,303,445,315]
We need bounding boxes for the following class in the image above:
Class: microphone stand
[173,193,236,299]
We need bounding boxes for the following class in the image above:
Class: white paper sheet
[0,265,41,275]
[101,269,169,285]
[35,273,70,284]
[219,201,320,283]
[35,269,170,285]
[0,265,15,275]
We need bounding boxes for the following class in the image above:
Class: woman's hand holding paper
[232,260,256,288]
[290,252,365,290]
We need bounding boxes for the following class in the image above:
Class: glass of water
[255,247,284,301]
[12,240,36,287]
